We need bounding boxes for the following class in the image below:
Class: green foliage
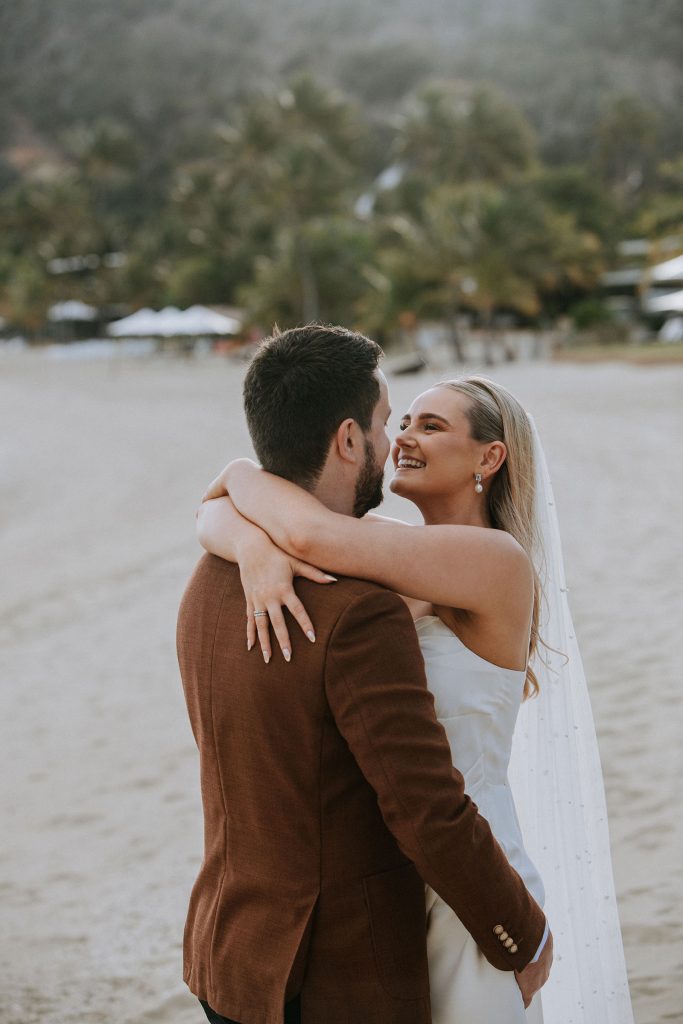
[1,0,682,334]
[240,216,375,328]
[569,297,613,330]
[0,253,54,330]
[395,83,536,188]
[594,95,661,205]
[370,178,601,327]
[636,157,683,240]
[531,166,619,245]
[3,0,682,167]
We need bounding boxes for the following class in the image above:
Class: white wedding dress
[412,426,633,1024]
[416,614,545,1024]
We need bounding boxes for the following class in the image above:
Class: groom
[177,324,552,1024]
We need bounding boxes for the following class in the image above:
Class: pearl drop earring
[474,473,483,494]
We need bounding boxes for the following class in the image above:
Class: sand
[0,348,681,1024]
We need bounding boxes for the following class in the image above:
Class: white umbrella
[152,307,187,337]
[48,300,98,322]
[107,308,161,336]
[179,305,242,335]
[108,305,240,337]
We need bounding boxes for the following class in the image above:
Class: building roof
[649,254,683,284]
[643,288,683,314]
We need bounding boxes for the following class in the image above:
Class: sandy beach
[0,348,681,1024]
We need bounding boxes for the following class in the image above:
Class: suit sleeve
[325,587,546,972]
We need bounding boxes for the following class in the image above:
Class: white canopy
[108,305,241,337]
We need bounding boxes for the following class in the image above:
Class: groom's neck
[310,466,355,517]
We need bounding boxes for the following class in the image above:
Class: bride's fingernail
[247,640,253,651]
[306,630,316,643]
[262,650,270,664]
[324,574,337,582]
[282,648,291,662]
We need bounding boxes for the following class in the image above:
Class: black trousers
[200,996,301,1024]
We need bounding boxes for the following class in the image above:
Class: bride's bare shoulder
[364,513,413,527]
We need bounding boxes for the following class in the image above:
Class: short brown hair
[243,324,383,486]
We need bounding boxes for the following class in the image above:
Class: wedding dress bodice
[416,615,545,906]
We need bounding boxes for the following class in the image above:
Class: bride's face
[389,387,483,501]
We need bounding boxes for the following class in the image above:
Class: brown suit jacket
[177,554,545,1024]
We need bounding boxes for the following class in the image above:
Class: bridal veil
[508,423,634,1023]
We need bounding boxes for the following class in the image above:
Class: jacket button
[504,937,514,948]
[493,925,504,935]
[510,944,518,954]
[499,931,509,942]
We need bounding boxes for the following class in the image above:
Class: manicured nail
[324,574,337,582]
[262,650,270,664]
[247,640,253,651]
[282,648,291,663]
[306,630,316,643]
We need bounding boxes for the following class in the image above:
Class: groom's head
[243,324,390,516]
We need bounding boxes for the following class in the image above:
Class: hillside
[2,0,682,168]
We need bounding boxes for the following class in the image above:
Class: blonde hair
[436,375,543,699]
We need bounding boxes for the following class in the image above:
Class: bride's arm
[203,460,531,614]
[196,492,269,566]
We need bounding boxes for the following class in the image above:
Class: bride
[197,373,633,1023]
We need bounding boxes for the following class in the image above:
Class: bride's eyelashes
[398,421,440,432]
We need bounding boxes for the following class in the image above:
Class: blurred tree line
[0,0,681,333]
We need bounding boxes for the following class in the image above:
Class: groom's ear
[335,418,361,465]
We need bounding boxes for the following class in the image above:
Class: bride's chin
[389,474,412,495]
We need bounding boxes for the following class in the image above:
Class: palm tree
[214,76,367,322]
[367,180,602,361]
[394,82,536,191]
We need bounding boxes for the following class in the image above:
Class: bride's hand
[515,929,553,1007]
[240,537,336,664]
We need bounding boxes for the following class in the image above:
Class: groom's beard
[352,439,385,518]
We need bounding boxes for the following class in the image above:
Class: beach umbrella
[107,308,161,336]
[177,305,241,335]
[108,305,241,337]
[48,300,98,322]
